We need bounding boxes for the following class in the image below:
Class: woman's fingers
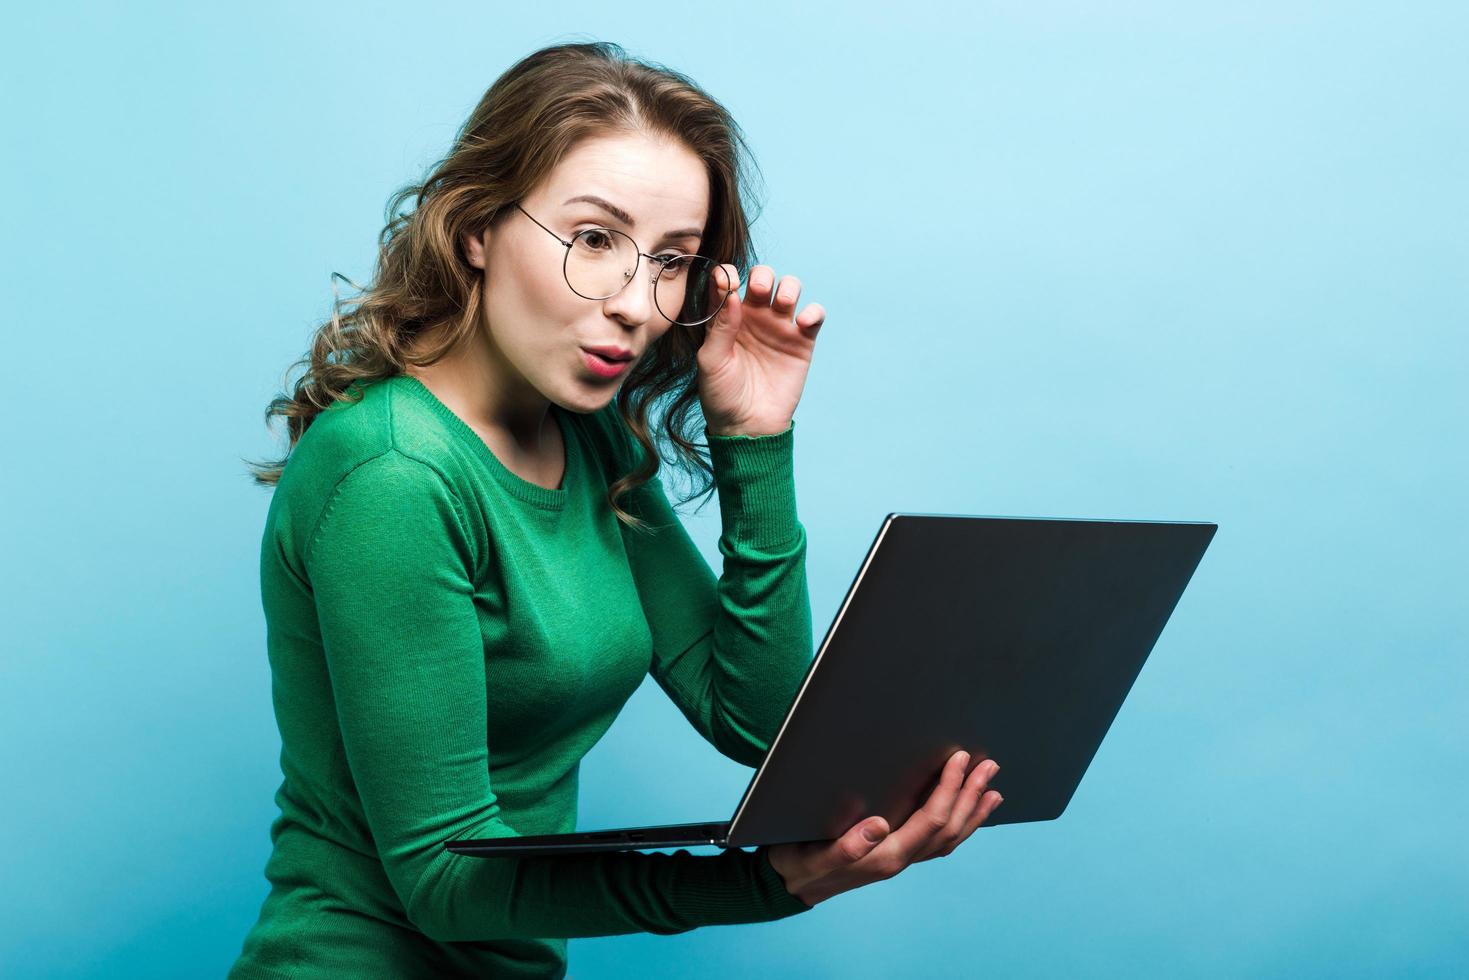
[769,752,1004,906]
[795,302,825,339]
[804,752,968,885]
[709,265,742,335]
[741,268,803,319]
[713,264,741,295]
[965,789,1004,838]
[794,814,891,887]
[743,265,776,307]
[940,789,1003,860]
[717,265,820,339]
[916,760,1001,861]
[882,750,971,863]
[770,274,802,316]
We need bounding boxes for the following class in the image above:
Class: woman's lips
[581,348,631,378]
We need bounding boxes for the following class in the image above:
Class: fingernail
[861,823,884,843]
[958,751,971,768]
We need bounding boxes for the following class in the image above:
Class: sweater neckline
[391,374,576,511]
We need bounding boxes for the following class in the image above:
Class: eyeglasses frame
[513,202,736,327]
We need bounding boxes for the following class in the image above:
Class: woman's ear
[461,228,489,270]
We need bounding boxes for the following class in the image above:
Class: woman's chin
[556,383,619,415]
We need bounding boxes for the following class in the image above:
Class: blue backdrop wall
[2,3,1464,977]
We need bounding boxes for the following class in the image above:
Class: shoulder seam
[301,447,477,575]
[387,381,481,572]
[385,381,468,504]
[301,447,394,572]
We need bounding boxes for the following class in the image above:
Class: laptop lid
[724,513,1216,847]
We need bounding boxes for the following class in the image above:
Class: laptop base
[446,820,734,858]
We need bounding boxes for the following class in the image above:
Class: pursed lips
[582,346,634,362]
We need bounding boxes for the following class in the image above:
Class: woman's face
[463,131,711,417]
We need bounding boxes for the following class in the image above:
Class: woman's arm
[303,450,811,943]
[617,421,814,768]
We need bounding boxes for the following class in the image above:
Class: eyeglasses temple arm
[514,203,573,248]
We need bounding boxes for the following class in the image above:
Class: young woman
[233,40,1002,979]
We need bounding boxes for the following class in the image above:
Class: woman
[233,40,1002,979]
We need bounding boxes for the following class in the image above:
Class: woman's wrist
[705,418,793,439]
[760,844,815,910]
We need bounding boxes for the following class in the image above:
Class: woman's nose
[602,264,657,323]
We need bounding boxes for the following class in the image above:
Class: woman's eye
[581,229,612,250]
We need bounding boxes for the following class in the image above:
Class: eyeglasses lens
[564,228,729,327]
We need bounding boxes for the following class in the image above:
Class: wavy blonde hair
[243,40,764,530]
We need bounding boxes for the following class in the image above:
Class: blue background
[3,2,1464,977]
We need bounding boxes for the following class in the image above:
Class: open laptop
[446,512,1217,859]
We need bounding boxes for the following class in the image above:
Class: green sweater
[230,374,815,978]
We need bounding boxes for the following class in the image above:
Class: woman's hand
[765,749,1003,908]
[695,263,826,437]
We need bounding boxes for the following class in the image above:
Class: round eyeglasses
[514,203,739,327]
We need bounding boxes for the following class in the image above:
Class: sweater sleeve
[619,422,815,769]
[302,449,812,944]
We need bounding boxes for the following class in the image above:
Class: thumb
[821,817,889,876]
[859,818,889,847]
[699,265,741,362]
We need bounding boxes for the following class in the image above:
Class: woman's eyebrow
[563,194,703,243]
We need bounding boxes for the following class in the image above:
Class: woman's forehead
[539,134,709,230]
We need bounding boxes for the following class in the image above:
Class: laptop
[446,512,1217,859]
